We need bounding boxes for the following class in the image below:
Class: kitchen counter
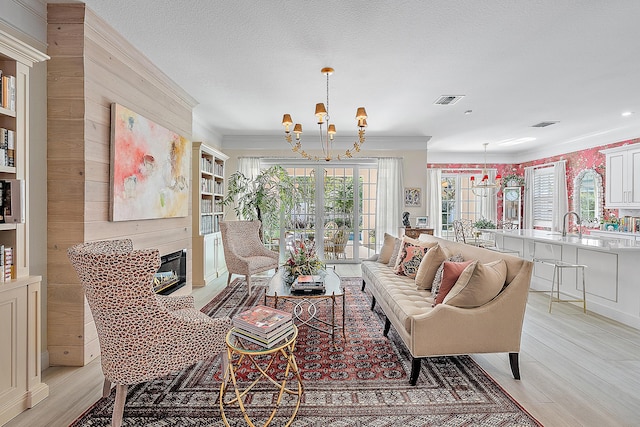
[488,229,640,251]
[488,229,640,329]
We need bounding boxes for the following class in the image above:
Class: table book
[232,305,292,334]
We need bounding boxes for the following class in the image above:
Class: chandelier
[282,67,367,161]
[470,143,502,197]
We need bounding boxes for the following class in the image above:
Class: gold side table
[219,325,303,427]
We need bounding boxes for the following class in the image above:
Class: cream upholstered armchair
[220,220,279,294]
[67,239,231,427]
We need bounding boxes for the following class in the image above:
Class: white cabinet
[192,143,228,287]
[602,144,640,208]
[0,31,49,425]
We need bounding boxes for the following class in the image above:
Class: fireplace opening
[154,249,187,295]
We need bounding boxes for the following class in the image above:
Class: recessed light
[464,110,473,115]
[622,111,634,117]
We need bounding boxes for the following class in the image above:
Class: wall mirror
[573,168,603,224]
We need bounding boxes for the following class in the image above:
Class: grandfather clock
[503,187,522,228]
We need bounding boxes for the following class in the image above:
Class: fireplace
[154,249,187,295]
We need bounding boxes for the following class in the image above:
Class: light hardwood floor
[7,264,640,427]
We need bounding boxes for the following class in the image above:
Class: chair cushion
[435,260,475,304]
[444,259,507,308]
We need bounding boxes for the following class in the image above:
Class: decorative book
[232,305,292,334]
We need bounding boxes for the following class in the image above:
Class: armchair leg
[370,295,376,310]
[410,358,422,385]
[509,353,521,380]
[220,350,230,387]
[112,384,128,427]
[102,378,112,398]
[383,317,391,336]
[361,279,366,292]
[226,273,232,287]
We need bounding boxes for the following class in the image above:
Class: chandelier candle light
[470,143,502,197]
[282,67,367,161]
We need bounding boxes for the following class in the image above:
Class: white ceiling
[79,0,640,160]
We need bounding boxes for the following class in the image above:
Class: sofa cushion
[444,259,507,308]
[393,237,435,276]
[431,253,464,296]
[435,260,475,304]
[387,238,402,267]
[378,233,397,264]
[415,244,448,290]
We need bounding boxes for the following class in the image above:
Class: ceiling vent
[434,95,465,105]
[531,121,559,128]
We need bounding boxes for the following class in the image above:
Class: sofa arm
[410,263,531,357]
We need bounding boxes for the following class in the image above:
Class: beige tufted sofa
[362,234,532,385]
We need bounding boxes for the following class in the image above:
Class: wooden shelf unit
[192,142,228,287]
[0,30,49,426]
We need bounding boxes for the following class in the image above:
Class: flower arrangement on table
[284,241,325,281]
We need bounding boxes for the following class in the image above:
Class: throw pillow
[431,253,464,296]
[393,237,436,277]
[434,260,475,305]
[415,244,447,290]
[387,238,402,267]
[377,233,397,264]
[444,259,507,308]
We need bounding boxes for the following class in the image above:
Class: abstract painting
[110,103,190,221]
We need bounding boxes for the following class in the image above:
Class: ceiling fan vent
[531,121,559,128]
[434,95,465,105]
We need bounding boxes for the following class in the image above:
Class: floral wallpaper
[427,137,640,225]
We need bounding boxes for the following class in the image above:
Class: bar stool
[532,258,587,313]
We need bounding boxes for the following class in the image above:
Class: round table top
[264,268,343,298]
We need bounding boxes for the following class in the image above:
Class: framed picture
[415,216,428,228]
[110,103,190,221]
[404,187,421,207]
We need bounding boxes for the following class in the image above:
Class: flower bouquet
[283,241,325,283]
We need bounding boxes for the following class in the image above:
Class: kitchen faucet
[562,211,582,238]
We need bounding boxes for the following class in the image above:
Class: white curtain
[235,157,262,220]
[237,157,261,180]
[551,160,568,232]
[523,166,535,229]
[426,168,442,236]
[479,169,498,223]
[376,158,404,248]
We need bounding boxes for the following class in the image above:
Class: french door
[263,160,377,263]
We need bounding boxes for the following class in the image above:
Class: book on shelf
[231,323,294,348]
[232,305,292,334]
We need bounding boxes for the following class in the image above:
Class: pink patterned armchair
[220,220,279,294]
[67,239,231,427]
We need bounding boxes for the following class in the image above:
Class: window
[533,166,554,228]
[441,174,484,237]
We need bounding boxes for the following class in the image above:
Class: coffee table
[264,269,345,345]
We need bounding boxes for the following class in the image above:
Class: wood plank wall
[47,3,198,366]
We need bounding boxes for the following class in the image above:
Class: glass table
[219,325,303,427]
[264,268,345,346]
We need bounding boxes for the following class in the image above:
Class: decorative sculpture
[402,211,411,228]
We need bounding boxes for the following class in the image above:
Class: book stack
[1,72,16,111]
[0,245,13,282]
[231,305,294,348]
[0,127,15,167]
[292,275,325,293]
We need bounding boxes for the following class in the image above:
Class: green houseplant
[474,218,496,229]
[502,173,524,188]
[223,165,297,241]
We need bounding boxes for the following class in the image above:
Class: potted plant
[223,165,297,241]
[502,173,524,187]
[474,218,496,229]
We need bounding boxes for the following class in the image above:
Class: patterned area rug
[71,277,541,426]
